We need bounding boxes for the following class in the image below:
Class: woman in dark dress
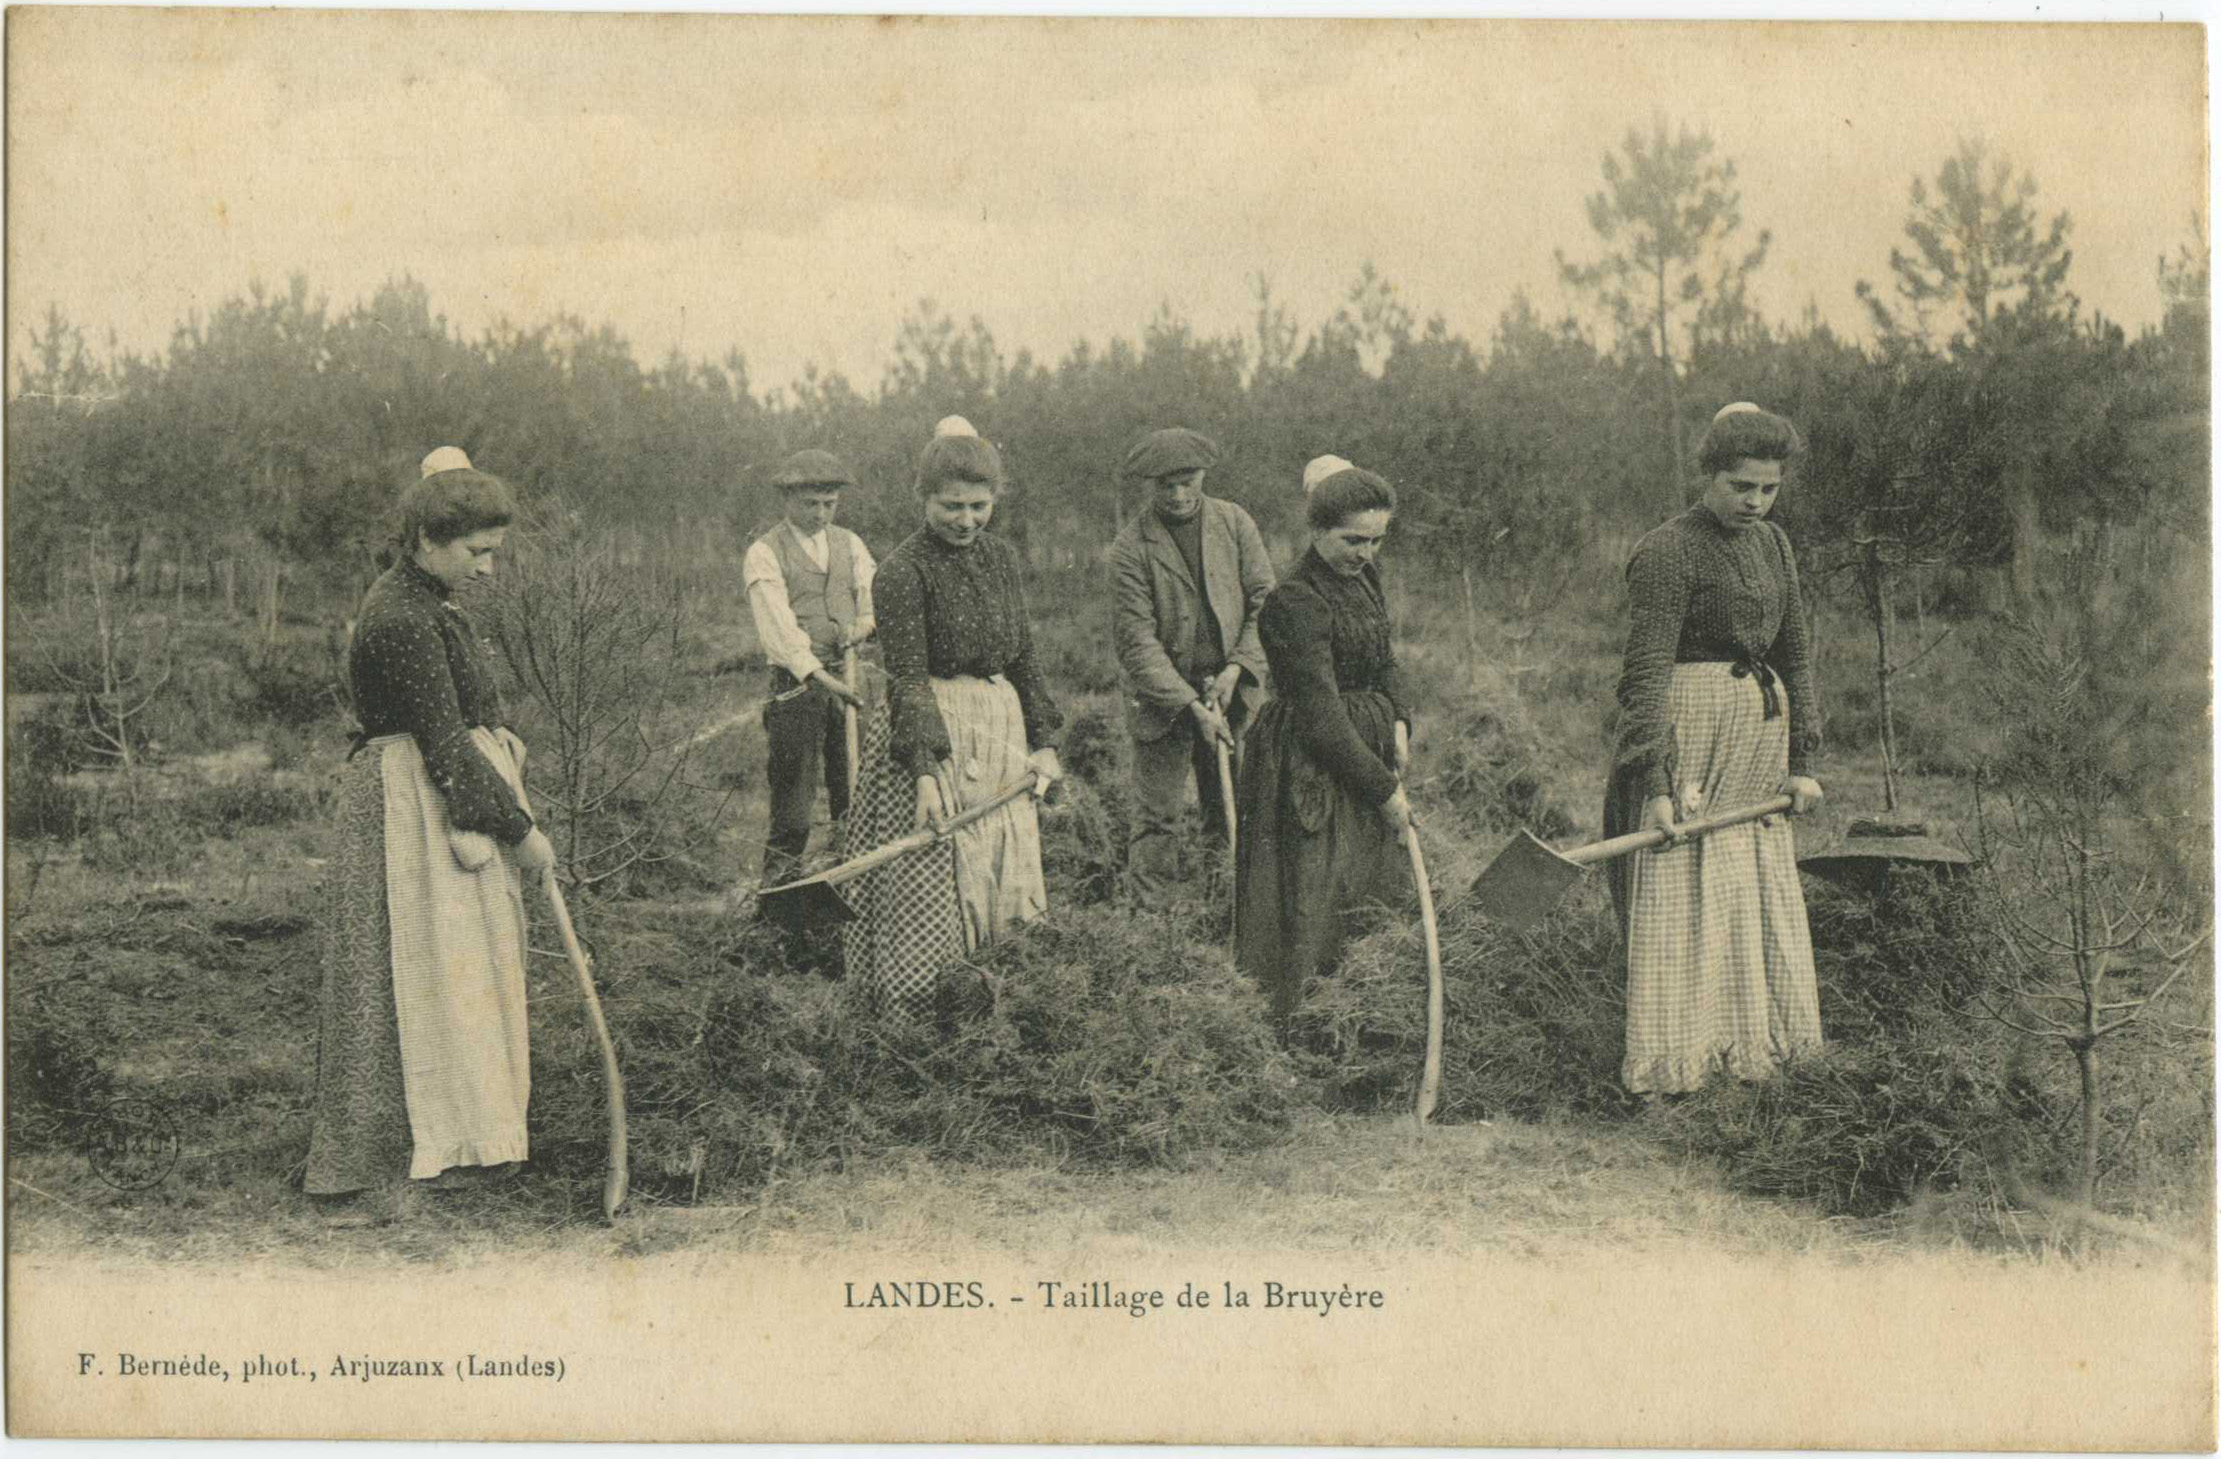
[305,449,555,1218]
[838,417,1064,1017]
[1234,457,1414,1024]
[1604,403,1825,1095]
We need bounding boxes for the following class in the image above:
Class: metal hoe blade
[1464,829,1588,932]
[756,876,863,930]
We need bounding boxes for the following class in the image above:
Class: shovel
[1464,794,1795,932]
[757,771,1041,930]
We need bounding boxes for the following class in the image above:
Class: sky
[6,12,2208,396]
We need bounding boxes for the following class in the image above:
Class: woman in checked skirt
[837,417,1064,1017]
[1602,403,1827,1096]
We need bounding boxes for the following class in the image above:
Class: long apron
[1612,663,1821,1094]
[1232,688,1409,1024]
[840,674,1046,1017]
[306,728,533,1190]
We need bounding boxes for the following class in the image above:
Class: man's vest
[762,523,862,664]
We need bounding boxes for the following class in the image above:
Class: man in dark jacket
[1107,427,1275,902]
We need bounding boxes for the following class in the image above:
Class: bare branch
[1891,622,1961,676]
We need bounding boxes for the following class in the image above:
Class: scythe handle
[542,868,629,1221]
[1408,821,1444,1127]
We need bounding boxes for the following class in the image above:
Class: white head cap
[1302,454,1356,494]
[420,446,473,478]
[1712,401,1763,424]
[933,415,979,439]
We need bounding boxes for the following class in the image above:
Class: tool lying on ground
[542,867,630,1221]
[755,771,1042,930]
[1464,794,1796,932]
[1405,812,1445,1128]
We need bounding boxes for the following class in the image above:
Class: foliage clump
[528,905,1299,1203]
[6,979,120,1154]
[1290,890,1633,1122]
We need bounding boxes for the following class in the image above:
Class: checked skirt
[839,675,1045,1017]
[1618,662,1822,1094]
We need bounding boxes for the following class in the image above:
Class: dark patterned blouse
[873,528,1063,778]
[1614,507,1820,801]
[1258,548,1411,808]
[348,558,534,845]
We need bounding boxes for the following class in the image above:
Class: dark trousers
[1128,712,1241,903]
[762,672,852,886]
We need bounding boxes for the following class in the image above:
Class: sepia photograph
[4,6,2214,1445]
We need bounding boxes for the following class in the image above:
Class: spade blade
[755,876,861,930]
[1464,829,1588,932]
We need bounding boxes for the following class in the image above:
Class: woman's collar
[397,554,454,602]
[1686,504,1735,539]
[1301,546,1370,586]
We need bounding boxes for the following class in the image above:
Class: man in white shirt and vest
[744,449,876,890]
[1108,427,1275,903]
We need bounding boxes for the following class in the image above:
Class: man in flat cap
[1108,427,1275,902]
[744,449,875,890]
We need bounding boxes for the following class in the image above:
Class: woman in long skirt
[838,417,1063,1016]
[1234,457,1414,1024]
[1604,403,1826,1095]
[304,448,555,1217]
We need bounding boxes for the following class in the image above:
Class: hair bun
[420,446,473,478]
[1301,454,1356,494]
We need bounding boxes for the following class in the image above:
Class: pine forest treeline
[6,133,2209,642]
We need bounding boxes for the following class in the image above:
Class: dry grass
[19,1107,2208,1280]
[6,580,2209,1279]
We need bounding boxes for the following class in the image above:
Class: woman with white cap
[1604,403,1826,1097]
[838,418,1063,1017]
[304,448,555,1219]
[1233,456,1414,1025]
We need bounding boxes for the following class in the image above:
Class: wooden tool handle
[1214,738,1238,847]
[1564,794,1795,868]
[841,647,861,803]
[1408,822,1444,1127]
[774,772,1041,894]
[543,868,629,1221]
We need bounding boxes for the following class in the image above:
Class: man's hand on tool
[1209,664,1243,713]
[1025,747,1062,799]
[812,670,865,709]
[1190,697,1234,747]
[1380,784,1415,834]
[1784,776,1825,816]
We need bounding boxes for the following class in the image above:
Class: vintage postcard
[5,6,2213,1446]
